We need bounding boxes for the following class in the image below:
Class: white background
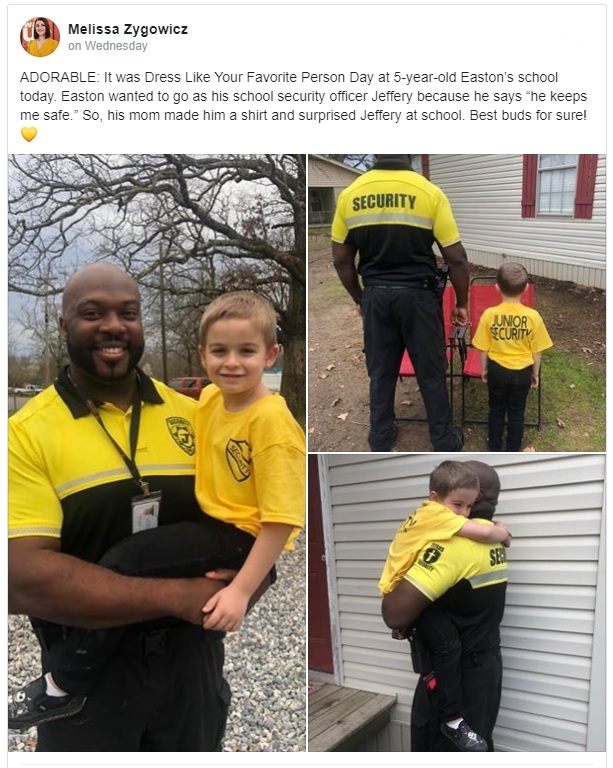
[3,1,610,766]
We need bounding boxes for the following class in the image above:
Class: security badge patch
[417,543,444,571]
[225,439,252,482]
[166,417,195,456]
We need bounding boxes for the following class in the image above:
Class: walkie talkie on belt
[435,263,449,300]
[408,626,432,674]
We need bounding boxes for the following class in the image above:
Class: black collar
[373,159,413,171]
[55,365,164,419]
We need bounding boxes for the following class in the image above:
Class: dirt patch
[308,233,605,452]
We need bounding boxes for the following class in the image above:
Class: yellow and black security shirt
[8,367,204,563]
[404,521,508,653]
[331,158,461,286]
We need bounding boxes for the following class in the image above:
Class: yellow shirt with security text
[331,166,461,286]
[404,520,508,602]
[332,170,460,248]
[472,301,553,370]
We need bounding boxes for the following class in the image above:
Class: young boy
[9,292,305,730]
[195,291,306,632]
[472,262,553,451]
[379,461,510,751]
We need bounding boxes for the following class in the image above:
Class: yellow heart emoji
[21,127,37,142]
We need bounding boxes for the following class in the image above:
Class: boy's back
[472,301,552,369]
[378,500,467,595]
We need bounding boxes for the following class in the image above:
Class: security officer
[8,263,269,751]
[382,461,506,751]
[331,154,469,451]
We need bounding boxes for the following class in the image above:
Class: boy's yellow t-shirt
[194,385,305,549]
[378,500,467,595]
[472,302,553,370]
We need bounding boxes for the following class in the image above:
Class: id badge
[131,490,162,533]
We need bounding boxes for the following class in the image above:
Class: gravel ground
[8,534,306,753]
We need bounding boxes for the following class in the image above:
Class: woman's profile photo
[21,17,60,57]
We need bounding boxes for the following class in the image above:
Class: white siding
[428,155,606,289]
[319,452,605,752]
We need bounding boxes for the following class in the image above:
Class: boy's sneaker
[8,676,86,730]
[440,719,488,751]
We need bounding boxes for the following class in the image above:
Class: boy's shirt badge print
[225,439,252,482]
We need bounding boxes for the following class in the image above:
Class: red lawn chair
[397,286,460,422]
[460,276,542,429]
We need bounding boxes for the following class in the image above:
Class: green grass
[460,348,605,452]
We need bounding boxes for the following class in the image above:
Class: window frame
[522,154,598,219]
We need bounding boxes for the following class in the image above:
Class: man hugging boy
[379,460,510,751]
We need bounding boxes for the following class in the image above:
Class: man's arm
[440,241,470,326]
[8,536,225,629]
[332,241,362,305]
[381,579,432,630]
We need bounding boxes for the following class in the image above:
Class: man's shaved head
[62,263,139,315]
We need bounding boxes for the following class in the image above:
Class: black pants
[414,604,463,722]
[487,359,532,451]
[48,518,255,697]
[362,285,458,452]
[35,622,230,751]
[411,648,502,752]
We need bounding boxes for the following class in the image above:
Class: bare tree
[9,154,306,422]
[321,154,374,170]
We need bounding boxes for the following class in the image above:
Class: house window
[522,154,598,219]
[537,154,578,215]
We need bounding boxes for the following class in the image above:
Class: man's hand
[163,576,227,626]
[441,241,469,316]
[205,568,238,583]
[452,306,469,327]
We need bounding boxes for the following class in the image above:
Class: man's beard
[66,335,144,382]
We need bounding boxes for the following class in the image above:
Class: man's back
[331,163,460,285]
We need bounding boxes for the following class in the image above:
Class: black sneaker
[452,426,464,451]
[440,719,488,751]
[8,676,87,730]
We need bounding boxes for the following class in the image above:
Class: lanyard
[69,373,150,496]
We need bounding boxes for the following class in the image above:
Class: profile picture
[21,17,60,57]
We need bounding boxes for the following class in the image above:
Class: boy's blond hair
[497,262,529,298]
[199,291,278,348]
[429,460,479,497]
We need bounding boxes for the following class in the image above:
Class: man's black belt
[365,279,434,290]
